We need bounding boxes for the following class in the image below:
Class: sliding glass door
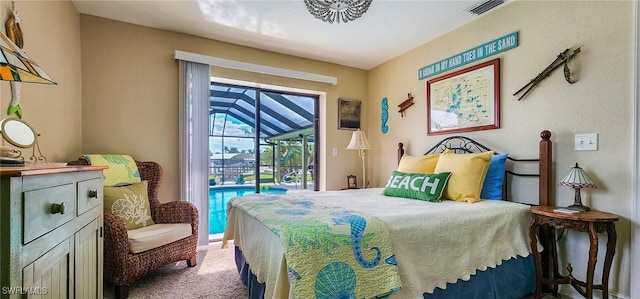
[208,82,319,236]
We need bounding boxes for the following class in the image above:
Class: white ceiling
[72,0,511,70]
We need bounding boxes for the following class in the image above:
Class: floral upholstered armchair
[68,158,199,299]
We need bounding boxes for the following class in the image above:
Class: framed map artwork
[426,58,500,135]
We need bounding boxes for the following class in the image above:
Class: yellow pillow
[433,151,494,203]
[397,153,440,174]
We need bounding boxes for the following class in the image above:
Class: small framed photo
[338,98,361,130]
[347,175,358,189]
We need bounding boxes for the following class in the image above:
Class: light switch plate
[575,133,598,151]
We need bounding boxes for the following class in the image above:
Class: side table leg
[587,223,599,299]
[530,219,542,299]
[602,224,617,299]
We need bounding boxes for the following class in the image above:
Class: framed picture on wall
[338,98,361,130]
[347,175,358,189]
[426,58,500,135]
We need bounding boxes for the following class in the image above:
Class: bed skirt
[234,246,534,299]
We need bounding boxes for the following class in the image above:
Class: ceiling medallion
[304,0,373,24]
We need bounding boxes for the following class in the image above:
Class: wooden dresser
[0,165,106,298]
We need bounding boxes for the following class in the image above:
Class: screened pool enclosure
[209,82,319,191]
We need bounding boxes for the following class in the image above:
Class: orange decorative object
[5,7,23,48]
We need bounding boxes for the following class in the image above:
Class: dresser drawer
[78,178,103,215]
[23,184,77,244]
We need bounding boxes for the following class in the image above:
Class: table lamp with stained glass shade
[0,28,57,119]
[0,30,56,84]
[558,163,597,211]
[0,30,56,166]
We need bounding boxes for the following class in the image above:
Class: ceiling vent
[465,0,504,15]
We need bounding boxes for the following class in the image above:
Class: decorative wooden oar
[397,93,414,117]
[514,47,581,101]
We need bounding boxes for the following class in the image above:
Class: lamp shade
[346,129,371,150]
[558,163,596,189]
[0,31,56,84]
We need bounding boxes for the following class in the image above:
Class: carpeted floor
[103,242,566,299]
[103,241,248,299]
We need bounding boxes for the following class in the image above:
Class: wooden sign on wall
[418,31,518,80]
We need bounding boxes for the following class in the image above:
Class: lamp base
[566,204,590,212]
[567,187,590,212]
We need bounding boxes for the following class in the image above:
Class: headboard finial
[540,130,551,140]
[397,142,405,165]
[539,130,552,206]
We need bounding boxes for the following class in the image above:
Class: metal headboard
[424,135,492,155]
[397,135,544,202]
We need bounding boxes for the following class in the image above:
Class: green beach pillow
[103,181,155,230]
[383,171,452,202]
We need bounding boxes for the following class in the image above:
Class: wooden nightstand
[529,206,619,299]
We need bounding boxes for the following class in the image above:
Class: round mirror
[0,118,37,148]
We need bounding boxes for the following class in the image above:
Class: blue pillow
[480,153,508,200]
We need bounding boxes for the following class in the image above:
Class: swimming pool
[209,185,287,235]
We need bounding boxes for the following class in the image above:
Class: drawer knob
[88,190,99,199]
[51,202,66,215]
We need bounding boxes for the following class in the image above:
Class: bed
[222,131,553,299]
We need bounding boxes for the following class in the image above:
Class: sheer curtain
[178,60,210,246]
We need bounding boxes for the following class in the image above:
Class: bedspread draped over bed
[224,192,401,299]
[222,188,534,299]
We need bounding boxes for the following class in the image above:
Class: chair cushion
[127,223,192,254]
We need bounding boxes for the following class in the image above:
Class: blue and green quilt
[229,194,401,299]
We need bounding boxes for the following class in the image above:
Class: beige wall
[79,15,368,200]
[0,1,82,162]
[367,0,634,297]
[1,0,634,297]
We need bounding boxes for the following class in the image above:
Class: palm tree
[282,141,302,170]
[260,147,273,166]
